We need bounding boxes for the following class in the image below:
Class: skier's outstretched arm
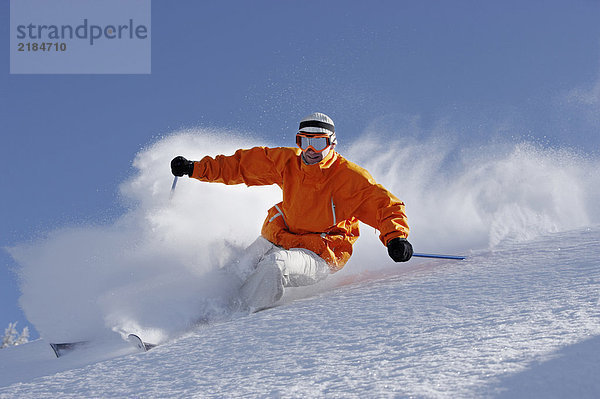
[170,147,288,186]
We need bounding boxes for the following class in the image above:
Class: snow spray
[8,128,600,342]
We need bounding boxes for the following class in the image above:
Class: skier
[171,112,412,311]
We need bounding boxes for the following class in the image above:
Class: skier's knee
[240,262,284,312]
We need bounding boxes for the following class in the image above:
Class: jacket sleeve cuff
[190,160,202,179]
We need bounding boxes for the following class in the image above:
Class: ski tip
[127,334,157,352]
[127,334,146,352]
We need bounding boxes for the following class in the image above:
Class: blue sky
[2,0,600,338]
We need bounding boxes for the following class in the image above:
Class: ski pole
[413,252,466,260]
[169,176,178,200]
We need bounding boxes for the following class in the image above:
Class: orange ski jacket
[191,147,409,271]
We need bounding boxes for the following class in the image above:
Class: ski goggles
[296,133,332,153]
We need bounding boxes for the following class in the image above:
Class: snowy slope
[2,226,599,398]
[3,130,600,397]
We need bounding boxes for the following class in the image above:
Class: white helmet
[298,112,337,146]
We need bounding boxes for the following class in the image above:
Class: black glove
[387,237,413,262]
[171,156,195,177]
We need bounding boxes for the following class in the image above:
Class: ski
[49,341,89,358]
[127,333,157,352]
[49,334,156,358]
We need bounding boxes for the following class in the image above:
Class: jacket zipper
[331,197,336,225]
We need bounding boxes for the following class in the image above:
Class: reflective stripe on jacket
[191,146,409,271]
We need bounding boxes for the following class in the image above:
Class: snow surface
[2,130,600,397]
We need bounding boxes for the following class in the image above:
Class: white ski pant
[231,236,331,311]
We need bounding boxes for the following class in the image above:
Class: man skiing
[171,112,412,311]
